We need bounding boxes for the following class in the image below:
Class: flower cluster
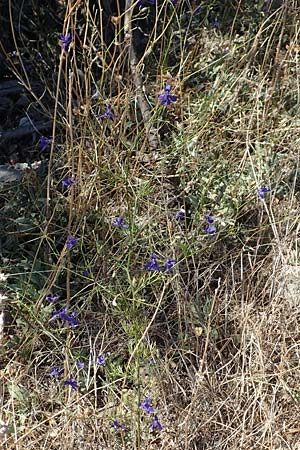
[140,397,163,431]
[144,253,178,273]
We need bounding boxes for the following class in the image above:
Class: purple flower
[46,294,60,303]
[77,361,84,369]
[67,311,80,327]
[51,307,68,320]
[62,177,76,187]
[95,354,106,365]
[158,84,177,106]
[60,33,71,51]
[49,367,63,376]
[140,397,155,414]
[112,216,129,229]
[66,235,80,250]
[51,307,80,327]
[64,376,78,390]
[40,136,52,151]
[171,0,178,4]
[98,105,115,120]
[112,420,126,430]
[163,258,177,272]
[175,209,185,220]
[149,414,163,430]
[83,268,95,277]
[144,253,160,272]
[205,214,217,235]
[214,18,219,30]
[138,0,156,6]
[257,186,271,199]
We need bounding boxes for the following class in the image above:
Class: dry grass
[1,0,300,449]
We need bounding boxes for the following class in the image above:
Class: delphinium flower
[257,186,271,199]
[138,0,156,6]
[112,216,129,229]
[82,268,95,277]
[67,311,80,327]
[171,0,178,5]
[62,177,76,187]
[51,307,68,321]
[163,258,177,272]
[95,354,106,365]
[51,307,80,327]
[98,105,115,120]
[144,253,160,272]
[40,136,52,151]
[46,294,60,303]
[140,397,155,414]
[49,367,63,376]
[77,361,84,369]
[214,18,219,30]
[60,33,71,51]
[112,420,126,431]
[175,208,185,220]
[66,235,80,250]
[64,376,78,390]
[149,414,163,430]
[205,214,217,235]
[158,84,177,105]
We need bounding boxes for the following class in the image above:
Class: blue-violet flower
[149,414,163,430]
[46,294,60,303]
[175,209,185,220]
[60,33,71,51]
[205,214,217,235]
[62,177,76,187]
[140,397,155,414]
[112,420,126,430]
[257,186,271,199]
[158,84,177,105]
[164,258,177,272]
[66,235,80,250]
[49,367,63,376]
[145,253,160,272]
[51,307,80,327]
[64,376,78,390]
[95,354,106,365]
[112,216,129,229]
[40,136,52,151]
[98,105,115,120]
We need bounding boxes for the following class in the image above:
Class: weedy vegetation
[1,0,300,449]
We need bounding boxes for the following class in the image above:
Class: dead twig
[124,0,159,149]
